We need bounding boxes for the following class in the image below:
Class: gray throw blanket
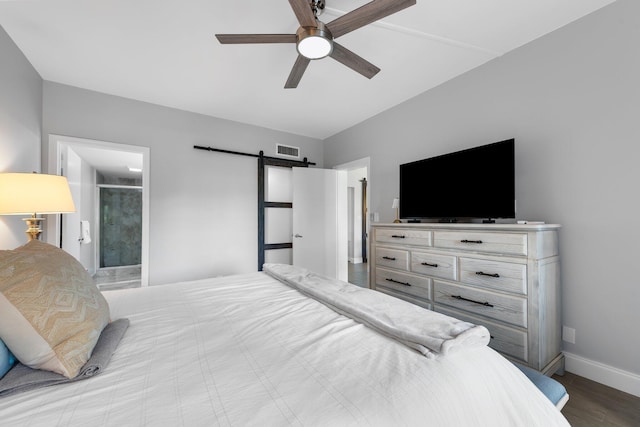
[263,264,489,359]
[0,318,129,398]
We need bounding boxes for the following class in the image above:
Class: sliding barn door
[262,164,295,266]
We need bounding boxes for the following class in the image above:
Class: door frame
[47,134,151,287]
[333,157,371,264]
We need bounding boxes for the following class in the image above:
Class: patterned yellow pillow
[0,240,110,378]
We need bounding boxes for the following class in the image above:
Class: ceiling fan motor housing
[296,21,333,59]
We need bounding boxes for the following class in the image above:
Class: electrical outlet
[562,326,576,344]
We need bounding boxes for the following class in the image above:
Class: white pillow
[0,240,110,378]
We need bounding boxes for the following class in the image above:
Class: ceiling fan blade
[288,0,318,27]
[216,34,297,44]
[329,42,380,79]
[326,0,416,39]
[285,55,311,89]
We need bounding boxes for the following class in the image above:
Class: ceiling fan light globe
[296,23,333,60]
[297,35,332,59]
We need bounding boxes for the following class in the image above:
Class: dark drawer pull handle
[386,278,411,287]
[476,271,500,278]
[451,295,494,307]
[421,262,438,268]
[461,239,483,244]
[391,235,405,238]
[382,256,396,261]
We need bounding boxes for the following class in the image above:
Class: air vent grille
[276,144,300,159]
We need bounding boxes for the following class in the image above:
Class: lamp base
[23,215,44,241]
[393,206,401,223]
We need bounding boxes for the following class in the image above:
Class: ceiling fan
[215,0,417,88]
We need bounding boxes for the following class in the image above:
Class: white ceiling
[69,145,143,180]
[0,0,616,139]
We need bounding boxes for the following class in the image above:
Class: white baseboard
[349,257,364,264]
[564,351,640,398]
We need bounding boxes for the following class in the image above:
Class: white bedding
[0,271,569,426]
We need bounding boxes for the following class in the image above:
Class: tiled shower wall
[99,187,142,267]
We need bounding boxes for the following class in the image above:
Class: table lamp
[0,173,76,241]
[392,198,401,223]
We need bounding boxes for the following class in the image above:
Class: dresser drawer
[410,251,457,281]
[375,228,432,246]
[435,305,528,362]
[375,267,431,300]
[459,257,527,295]
[433,231,527,256]
[375,247,409,271]
[434,280,527,328]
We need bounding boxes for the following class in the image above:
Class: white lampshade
[0,173,76,215]
[391,198,399,209]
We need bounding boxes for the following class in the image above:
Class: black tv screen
[399,139,515,221]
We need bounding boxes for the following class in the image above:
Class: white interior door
[292,167,348,281]
[62,147,82,261]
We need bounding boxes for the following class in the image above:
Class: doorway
[334,158,370,288]
[47,134,150,287]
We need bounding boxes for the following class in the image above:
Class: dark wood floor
[553,372,640,426]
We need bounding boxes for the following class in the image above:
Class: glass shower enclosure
[99,186,142,268]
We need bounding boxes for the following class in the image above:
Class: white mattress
[0,272,569,426]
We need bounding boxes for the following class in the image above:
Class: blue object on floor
[513,362,569,410]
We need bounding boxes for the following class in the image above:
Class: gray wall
[0,26,43,249]
[324,0,640,378]
[42,82,324,284]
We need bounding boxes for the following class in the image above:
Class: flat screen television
[399,139,515,222]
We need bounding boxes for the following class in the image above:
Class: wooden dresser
[370,223,563,375]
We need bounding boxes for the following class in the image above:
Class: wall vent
[276,144,300,159]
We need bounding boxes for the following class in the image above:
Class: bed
[0,243,570,426]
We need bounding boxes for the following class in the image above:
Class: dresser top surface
[372,223,561,232]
